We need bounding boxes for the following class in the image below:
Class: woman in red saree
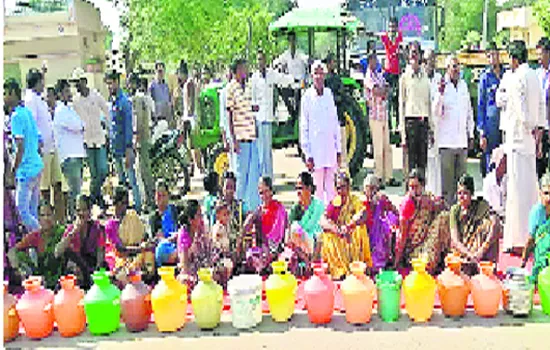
[243,176,288,274]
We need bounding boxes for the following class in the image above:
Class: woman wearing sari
[243,176,288,274]
[320,172,371,280]
[449,175,501,275]
[396,169,449,273]
[522,173,550,283]
[362,174,399,272]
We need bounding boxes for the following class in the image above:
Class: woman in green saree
[449,175,501,275]
[522,173,550,283]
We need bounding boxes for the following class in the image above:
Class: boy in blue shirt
[4,78,44,232]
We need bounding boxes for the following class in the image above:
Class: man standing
[435,56,474,205]
[5,78,44,232]
[300,60,341,204]
[149,61,173,128]
[503,40,545,255]
[364,53,396,187]
[536,37,550,179]
[381,17,403,132]
[274,32,307,118]
[251,49,277,179]
[399,42,431,174]
[226,59,261,213]
[53,79,86,220]
[324,53,347,172]
[73,75,110,210]
[105,71,142,214]
[129,74,155,213]
[478,42,504,178]
[483,146,507,218]
[424,49,443,196]
[24,68,64,220]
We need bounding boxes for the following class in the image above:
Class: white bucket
[227,274,263,329]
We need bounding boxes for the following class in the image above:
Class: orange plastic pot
[341,261,375,324]
[16,276,55,339]
[304,262,334,324]
[53,275,86,337]
[121,273,152,332]
[471,262,501,317]
[4,282,19,342]
[437,255,469,317]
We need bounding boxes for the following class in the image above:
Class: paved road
[7,309,550,349]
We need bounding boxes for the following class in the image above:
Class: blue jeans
[235,140,261,213]
[61,158,84,220]
[114,153,142,213]
[86,146,108,207]
[257,122,273,179]
[16,174,41,232]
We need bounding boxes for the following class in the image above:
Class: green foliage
[494,29,510,49]
[500,0,536,11]
[438,0,497,52]
[125,0,292,71]
[462,30,481,49]
[533,0,550,36]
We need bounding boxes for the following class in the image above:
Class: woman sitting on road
[396,169,449,273]
[243,176,288,274]
[361,174,399,272]
[320,172,371,279]
[522,173,550,283]
[449,174,501,275]
[149,179,180,240]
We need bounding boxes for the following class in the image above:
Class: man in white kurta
[300,61,341,204]
[504,41,546,252]
[425,49,443,196]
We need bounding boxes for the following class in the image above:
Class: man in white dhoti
[300,60,342,204]
[424,49,442,196]
[503,40,546,255]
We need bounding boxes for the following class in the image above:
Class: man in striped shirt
[226,59,261,213]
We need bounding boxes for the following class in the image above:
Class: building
[497,6,544,49]
[3,0,109,95]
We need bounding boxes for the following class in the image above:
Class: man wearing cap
[300,60,341,204]
[478,42,504,178]
[536,37,550,178]
[149,61,173,128]
[503,40,545,255]
[226,59,261,213]
[73,74,111,210]
[483,146,507,218]
[434,55,474,206]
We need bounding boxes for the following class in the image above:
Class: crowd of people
[3,17,550,294]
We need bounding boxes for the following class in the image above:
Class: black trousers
[279,87,301,119]
[537,131,550,179]
[405,118,429,173]
[385,73,399,131]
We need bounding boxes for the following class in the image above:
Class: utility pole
[482,0,489,49]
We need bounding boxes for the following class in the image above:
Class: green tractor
[193,7,371,182]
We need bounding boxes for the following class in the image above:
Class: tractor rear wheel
[343,95,369,179]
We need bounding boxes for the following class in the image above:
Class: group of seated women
[5,168,550,292]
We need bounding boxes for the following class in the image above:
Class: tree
[438,0,497,52]
[533,0,550,36]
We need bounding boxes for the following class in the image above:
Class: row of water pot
[5,254,550,342]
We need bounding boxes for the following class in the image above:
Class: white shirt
[434,76,474,149]
[300,87,341,169]
[497,69,514,133]
[24,89,55,153]
[53,102,86,163]
[505,63,545,155]
[536,65,549,128]
[428,71,443,149]
[483,171,507,217]
[274,49,308,83]
[251,69,291,123]
[73,89,110,147]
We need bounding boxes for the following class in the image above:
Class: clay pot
[341,261,375,324]
[304,262,334,324]
[53,275,86,337]
[121,273,152,332]
[437,255,469,317]
[16,276,55,339]
[471,262,501,317]
[4,282,19,342]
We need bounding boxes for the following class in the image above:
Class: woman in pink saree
[243,176,288,274]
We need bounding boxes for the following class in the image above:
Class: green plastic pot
[538,253,550,316]
[376,270,402,322]
[84,269,121,335]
